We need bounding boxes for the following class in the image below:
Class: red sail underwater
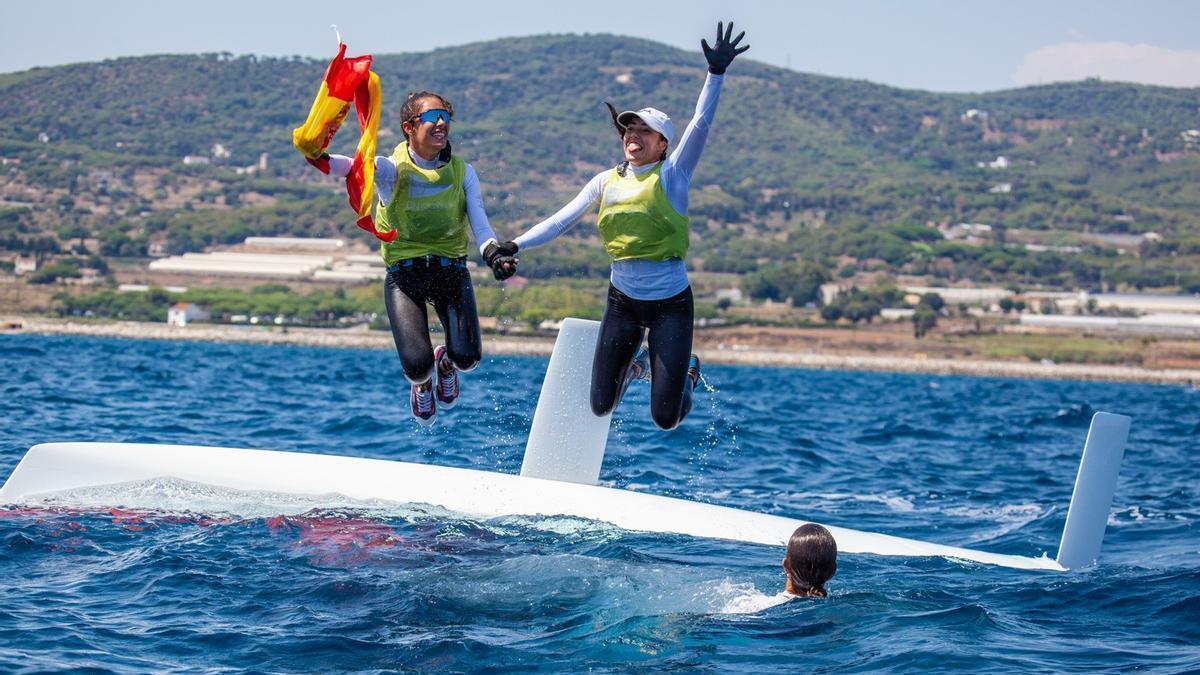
[292,43,390,241]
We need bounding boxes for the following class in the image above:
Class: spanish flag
[292,43,391,241]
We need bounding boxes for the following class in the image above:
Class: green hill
[1,34,1198,291]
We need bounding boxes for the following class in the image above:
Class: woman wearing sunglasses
[323,91,517,425]
[493,22,748,430]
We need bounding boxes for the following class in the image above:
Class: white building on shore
[167,303,209,327]
[148,237,383,282]
[1025,291,1200,315]
[1020,313,1200,336]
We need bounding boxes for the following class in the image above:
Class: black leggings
[591,285,694,430]
[383,258,481,385]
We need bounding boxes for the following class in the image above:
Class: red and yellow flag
[292,43,391,241]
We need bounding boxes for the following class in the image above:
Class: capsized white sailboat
[0,319,1130,571]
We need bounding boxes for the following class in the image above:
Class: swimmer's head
[782,523,837,598]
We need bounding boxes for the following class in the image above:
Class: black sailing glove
[701,21,750,75]
[483,241,519,281]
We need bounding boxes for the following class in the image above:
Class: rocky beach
[6,316,1198,386]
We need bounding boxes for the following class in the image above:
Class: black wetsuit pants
[383,257,481,385]
[592,285,694,430]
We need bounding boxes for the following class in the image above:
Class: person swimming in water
[783,523,837,598]
[491,21,750,430]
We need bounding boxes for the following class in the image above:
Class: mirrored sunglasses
[413,109,452,125]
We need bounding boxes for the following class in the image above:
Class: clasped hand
[483,241,519,281]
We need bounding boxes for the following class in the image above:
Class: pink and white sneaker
[410,379,436,426]
[433,345,460,409]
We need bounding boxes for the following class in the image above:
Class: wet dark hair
[400,90,453,163]
[784,523,837,598]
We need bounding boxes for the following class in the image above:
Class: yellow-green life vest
[596,163,689,262]
[375,142,469,263]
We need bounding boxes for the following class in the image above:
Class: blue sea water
[0,333,1197,673]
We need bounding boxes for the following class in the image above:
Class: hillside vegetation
[1,34,1198,294]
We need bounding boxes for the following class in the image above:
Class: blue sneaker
[630,345,651,383]
[687,353,701,387]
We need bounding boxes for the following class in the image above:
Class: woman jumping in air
[321,92,517,426]
[493,22,749,429]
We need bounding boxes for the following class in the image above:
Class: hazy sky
[2,0,1197,91]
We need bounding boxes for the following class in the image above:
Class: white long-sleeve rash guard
[327,148,498,256]
[513,72,724,301]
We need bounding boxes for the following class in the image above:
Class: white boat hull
[0,317,1130,572]
[0,441,1064,571]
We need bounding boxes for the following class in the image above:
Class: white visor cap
[616,107,674,144]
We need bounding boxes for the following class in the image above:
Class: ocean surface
[0,334,1197,673]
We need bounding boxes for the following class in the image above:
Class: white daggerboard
[520,318,610,485]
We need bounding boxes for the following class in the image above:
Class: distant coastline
[5,316,1199,386]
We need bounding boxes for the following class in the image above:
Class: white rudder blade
[1056,412,1131,570]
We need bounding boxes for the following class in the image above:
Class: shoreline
[5,316,1199,386]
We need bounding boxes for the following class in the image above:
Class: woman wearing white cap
[495,22,749,429]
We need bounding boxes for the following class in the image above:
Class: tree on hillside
[920,292,944,312]
[912,303,938,338]
[28,261,81,284]
[56,222,89,247]
[820,287,884,324]
[98,228,147,257]
[741,261,830,306]
[905,289,945,338]
[819,304,842,322]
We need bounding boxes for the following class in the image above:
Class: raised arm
[661,21,749,210]
[661,73,723,183]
